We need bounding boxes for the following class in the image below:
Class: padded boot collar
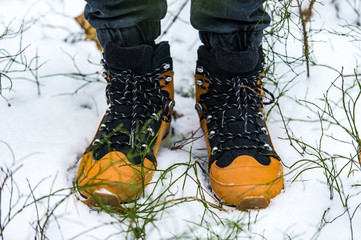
[197,46,262,80]
[103,42,171,75]
[213,47,259,74]
[104,42,152,75]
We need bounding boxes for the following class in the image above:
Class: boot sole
[238,196,270,211]
[214,194,270,211]
[75,190,135,212]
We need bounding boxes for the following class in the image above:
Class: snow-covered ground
[1,0,361,239]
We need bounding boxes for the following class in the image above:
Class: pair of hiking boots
[76,42,283,210]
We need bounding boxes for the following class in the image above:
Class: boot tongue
[103,42,153,75]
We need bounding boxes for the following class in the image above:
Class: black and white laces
[195,65,276,159]
[90,61,174,157]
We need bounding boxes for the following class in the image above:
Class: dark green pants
[84,0,270,51]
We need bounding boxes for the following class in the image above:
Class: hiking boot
[76,42,174,208]
[194,46,283,210]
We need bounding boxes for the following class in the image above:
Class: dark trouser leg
[84,0,167,47]
[190,0,270,51]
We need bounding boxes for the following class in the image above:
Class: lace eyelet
[195,103,203,114]
[165,76,172,82]
[147,127,155,137]
[261,127,268,135]
[152,113,161,121]
[163,63,171,70]
[196,66,204,73]
[208,130,215,139]
[264,143,272,152]
[206,115,212,123]
[167,100,175,111]
[211,147,218,156]
[93,139,101,146]
[196,79,203,86]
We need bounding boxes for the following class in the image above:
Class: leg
[84,0,167,47]
[191,0,270,51]
[191,0,283,210]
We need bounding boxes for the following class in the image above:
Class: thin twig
[296,0,311,77]
[171,128,204,150]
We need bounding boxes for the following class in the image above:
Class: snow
[1,0,361,239]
